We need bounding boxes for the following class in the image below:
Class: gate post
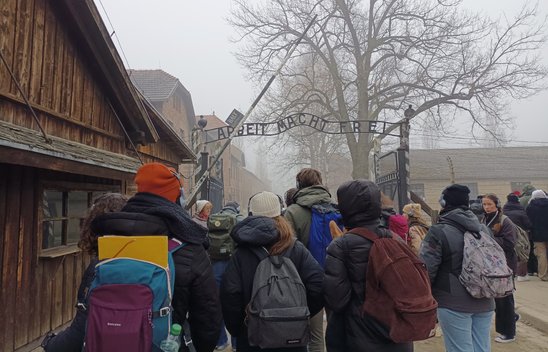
[397,116,411,212]
[197,151,209,200]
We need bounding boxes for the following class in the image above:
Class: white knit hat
[531,189,547,201]
[195,200,209,214]
[249,191,282,218]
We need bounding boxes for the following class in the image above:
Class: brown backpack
[351,227,438,343]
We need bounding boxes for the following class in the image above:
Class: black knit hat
[507,193,519,203]
[442,184,470,207]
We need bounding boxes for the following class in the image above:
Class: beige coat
[408,223,429,256]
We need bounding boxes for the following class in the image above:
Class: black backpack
[207,211,237,260]
[246,247,310,349]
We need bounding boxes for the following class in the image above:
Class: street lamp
[197,114,208,130]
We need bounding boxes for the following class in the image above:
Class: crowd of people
[40,162,548,352]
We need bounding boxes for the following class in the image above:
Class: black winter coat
[220,216,324,352]
[503,202,531,231]
[527,198,548,242]
[42,259,97,352]
[324,179,412,352]
[91,193,222,352]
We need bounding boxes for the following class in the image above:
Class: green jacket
[520,185,536,208]
[284,185,333,247]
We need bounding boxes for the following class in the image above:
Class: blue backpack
[84,238,186,352]
[308,203,343,267]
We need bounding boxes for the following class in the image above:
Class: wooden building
[0,0,193,351]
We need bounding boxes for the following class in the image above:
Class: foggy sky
[98,0,548,148]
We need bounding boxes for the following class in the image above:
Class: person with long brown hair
[220,191,324,352]
[482,193,518,344]
[42,192,128,352]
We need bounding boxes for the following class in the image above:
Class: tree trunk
[351,139,371,179]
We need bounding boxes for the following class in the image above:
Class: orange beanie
[134,163,182,203]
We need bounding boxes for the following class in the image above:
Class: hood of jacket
[439,207,483,233]
[91,192,207,245]
[522,184,536,196]
[530,197,548,209]
[294,185,332,208]
[220,206,239,215]
[337,179,382,229]
[503,202,525,213]
[230,216,279,247]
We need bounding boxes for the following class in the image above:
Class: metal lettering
[277,119,288,133]
[308,115,320,129]
[246,124,255,135]
[217,128,227,140]
[287,116,297,129]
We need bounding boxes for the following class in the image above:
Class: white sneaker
[495,335,515,343]
[517,275,530,282]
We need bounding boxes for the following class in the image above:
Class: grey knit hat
[249,191,282,218]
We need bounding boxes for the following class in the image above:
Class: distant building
[409,147,548,208]
[128,69,196,145]
[327,146,548,210]
[196,114,271,211]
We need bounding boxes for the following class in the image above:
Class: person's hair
[284,188,298,207]
[483,193,501,210]
[269,216,296,255]
[296,168,322,189]
[381,192,394,209]
[78,193,128,255]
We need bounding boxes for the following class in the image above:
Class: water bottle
[160,323,182,352]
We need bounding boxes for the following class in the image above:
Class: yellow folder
[98,236,168,268]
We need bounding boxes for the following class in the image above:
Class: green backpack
[502,215,530,263]
[207,212,237,260]
[514,225,531,263]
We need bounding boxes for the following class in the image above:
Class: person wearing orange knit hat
[90,162,222,351]
[134,162,183,204]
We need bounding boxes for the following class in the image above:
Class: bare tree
[230,0,547,178]
[253,52,348,182]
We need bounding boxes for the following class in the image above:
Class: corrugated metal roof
[0,120,141,173]
[410,147,548,181]
[128,69,180,101]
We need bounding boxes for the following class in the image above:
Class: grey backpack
[460,229,514,298]
[246,247,310,349]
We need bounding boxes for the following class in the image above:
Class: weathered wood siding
[0,0,128,154]
[0,163,125,351]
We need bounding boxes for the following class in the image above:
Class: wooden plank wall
[0,0,129,154]
[0,164,125,351]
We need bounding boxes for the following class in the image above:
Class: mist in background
[97,0,548,196]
